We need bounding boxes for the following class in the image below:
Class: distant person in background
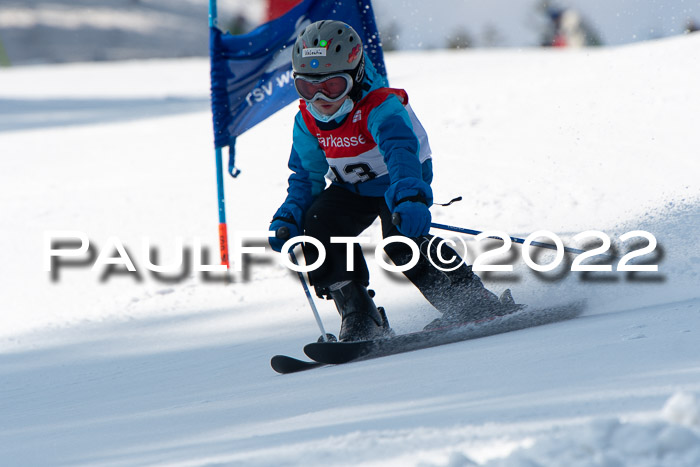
[268,20,520,341]
[686,19,699,34]
[542,6,601,47]
[543,7,567,47]
[227,14,252,36]
[558,9,586,47]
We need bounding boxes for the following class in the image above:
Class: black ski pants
[302,185,484,312]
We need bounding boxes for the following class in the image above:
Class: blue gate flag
[209,0,386,174]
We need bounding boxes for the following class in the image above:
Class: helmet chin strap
[348,55,368,102]
[355,56,365,82]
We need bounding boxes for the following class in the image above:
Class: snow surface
[1,36,700,466]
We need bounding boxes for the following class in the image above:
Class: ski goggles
[293,73,353,103]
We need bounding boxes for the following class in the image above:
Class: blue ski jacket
[273,54,434,228]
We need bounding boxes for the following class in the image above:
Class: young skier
[269,20,518,341]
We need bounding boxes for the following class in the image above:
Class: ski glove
[393,200,431,238]
[269,217,301,253]
[385,177,433,238]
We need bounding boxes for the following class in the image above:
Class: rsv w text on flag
[209,0,387,175]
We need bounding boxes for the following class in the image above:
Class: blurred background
[0,0,698,66]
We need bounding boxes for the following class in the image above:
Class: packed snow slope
[1,36,700,466]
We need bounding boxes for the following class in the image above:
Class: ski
[270,354,325,374]
[304,300,586,365]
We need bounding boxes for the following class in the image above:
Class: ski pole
[430,222,589,256]
[391,213,588,256]
[276,227,329,342]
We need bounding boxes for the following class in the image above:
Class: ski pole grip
[276,226,290,240]
[391,212,401,226]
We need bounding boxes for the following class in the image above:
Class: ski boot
[329,281,391,342]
